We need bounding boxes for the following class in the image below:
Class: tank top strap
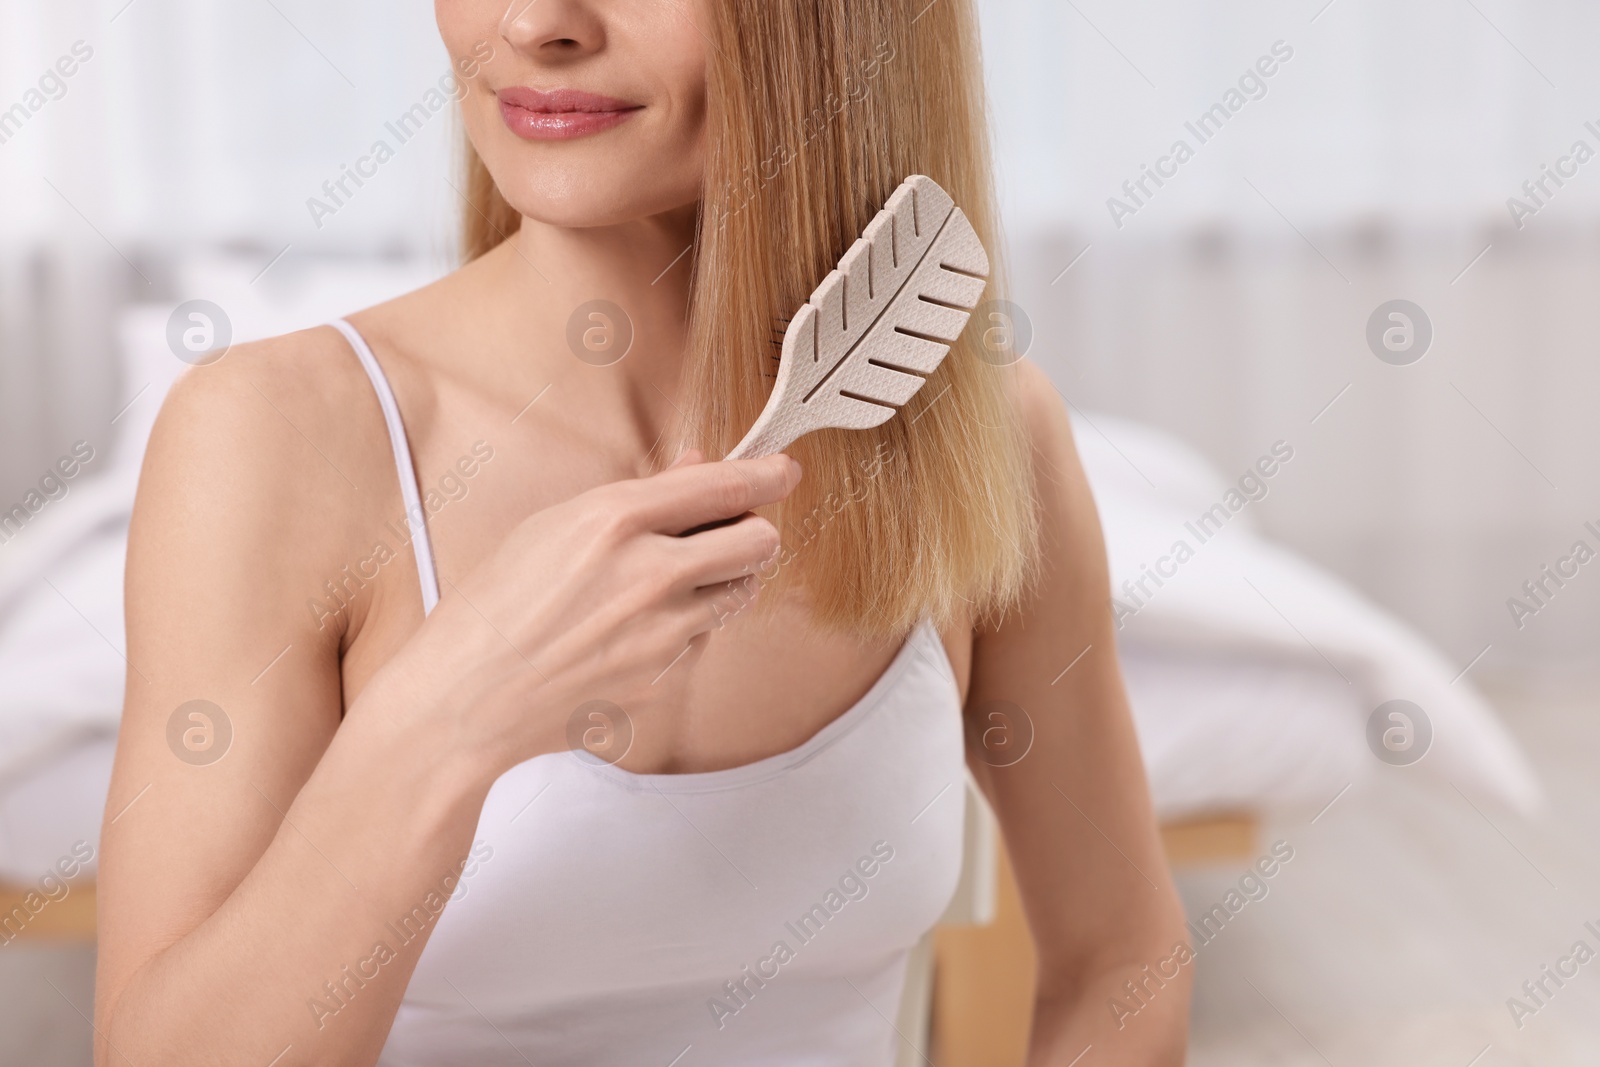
[328,318,441,616]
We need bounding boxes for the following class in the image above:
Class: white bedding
[1076,411,1541,818]
[1122,646,1367,819]
[0,735,115,882]
[0,524,127,796]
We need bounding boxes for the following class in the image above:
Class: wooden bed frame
[0,878,98,944]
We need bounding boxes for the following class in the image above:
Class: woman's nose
[499,0,607,60]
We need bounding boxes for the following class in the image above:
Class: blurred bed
[0,256,1543,1063]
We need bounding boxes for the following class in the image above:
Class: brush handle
[725,424,792,461]
[725,386,807,460]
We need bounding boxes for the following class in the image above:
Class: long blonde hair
[461,0,1038,638]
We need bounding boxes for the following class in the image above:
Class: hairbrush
[728,174,990,460]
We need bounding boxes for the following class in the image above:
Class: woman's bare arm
[970,361,1191,1065]
[95,333,503,1066]
[95,330,798,1066]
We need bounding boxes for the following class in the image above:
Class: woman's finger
[628,454,802,535]
[667,513,782,588]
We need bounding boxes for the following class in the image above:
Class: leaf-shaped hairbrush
[727,174,990,460]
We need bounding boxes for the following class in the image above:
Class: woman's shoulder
[174,317,368,400]
[147,249,487,487]
[1009,357,1078,464]
[148,319,397,500]
[131,320,411,641]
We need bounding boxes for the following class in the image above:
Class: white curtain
[0,0,456,249]
[979,0,1600,233]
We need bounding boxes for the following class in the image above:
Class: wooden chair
[895,776,1255,1066]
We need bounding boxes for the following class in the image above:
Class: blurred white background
[2,1,1598,1064]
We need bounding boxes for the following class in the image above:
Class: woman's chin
[498,175,701,231]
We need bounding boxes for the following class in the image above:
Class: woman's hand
[360,449,802,776]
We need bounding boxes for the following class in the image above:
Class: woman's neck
[483,203,700,459]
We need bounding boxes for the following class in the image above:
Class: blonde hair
[460,0,1038,638]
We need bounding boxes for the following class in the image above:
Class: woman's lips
[497,87,642,141]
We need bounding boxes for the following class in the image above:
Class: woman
[95,0,1190,1063]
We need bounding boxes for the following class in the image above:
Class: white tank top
[329,320,967,1067]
